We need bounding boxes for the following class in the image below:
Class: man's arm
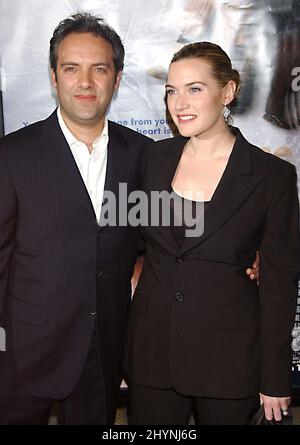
[0,147,17,319]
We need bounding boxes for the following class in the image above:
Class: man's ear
[223,80,236,106]
[51,69,57,89]
[114,71,122,92]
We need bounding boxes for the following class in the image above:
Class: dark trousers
[1,323,107,425]
[129,381,260,425]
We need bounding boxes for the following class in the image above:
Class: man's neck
[60,109,105,147]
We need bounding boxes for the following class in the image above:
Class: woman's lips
[177,114,197,123]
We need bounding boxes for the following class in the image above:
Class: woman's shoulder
[251,143,296,179]
[235,127,296,178]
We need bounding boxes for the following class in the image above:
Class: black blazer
[126,128,300,399]
[0,111,150,409]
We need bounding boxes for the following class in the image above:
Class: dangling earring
[222,105,230,122]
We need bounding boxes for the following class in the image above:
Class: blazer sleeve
[259,163,300,396]
[0,147,17,320]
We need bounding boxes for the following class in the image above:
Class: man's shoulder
[108,120,153,145]
[0,117,48,153]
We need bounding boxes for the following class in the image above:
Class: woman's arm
[259,164,300,420]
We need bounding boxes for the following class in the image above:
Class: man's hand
[246,251,259,283]
[131,256,144,296]
[260,393,291,421]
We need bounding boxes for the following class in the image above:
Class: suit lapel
[39,111,96,220]
[39,113,131,227]
[102,122,130,196]
[148,136,188,251]
[178,129,262,255]
[154,136,187,192]
[152,129,262,255]
[99,122,130,228]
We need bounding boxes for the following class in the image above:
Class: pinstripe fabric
[0,110,150,420]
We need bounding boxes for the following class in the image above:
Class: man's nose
[79,70,93,88]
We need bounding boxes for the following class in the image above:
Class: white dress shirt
[57,108,108,223]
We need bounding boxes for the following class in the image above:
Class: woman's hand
[246,251,259,282]
[260,393,291,421]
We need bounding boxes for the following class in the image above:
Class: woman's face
[166,57,231,138]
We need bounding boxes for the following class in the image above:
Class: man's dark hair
[49,12,125,76]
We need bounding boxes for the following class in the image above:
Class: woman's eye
[190,87,201,93]
[166,89,175,96]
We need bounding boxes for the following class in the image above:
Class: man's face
[51,32,121,129]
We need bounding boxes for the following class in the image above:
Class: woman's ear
[223,80,236,106]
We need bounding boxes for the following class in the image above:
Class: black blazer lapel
[39,111,96,220]
[149,136,188,251]
[154,136,187,192]
[178,129,263,255]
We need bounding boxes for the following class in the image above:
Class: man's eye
[64,67,76,72]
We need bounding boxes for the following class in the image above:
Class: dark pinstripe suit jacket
[0,111,150,411]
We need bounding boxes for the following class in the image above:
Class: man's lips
[74,95,97,102]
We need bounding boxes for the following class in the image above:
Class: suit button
[97,229,104,239]
[96,270,103,278]
[90,310,96,316]
[175,255,184,263]
[175,291,184,302]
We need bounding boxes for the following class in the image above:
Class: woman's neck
[186,126,235,160]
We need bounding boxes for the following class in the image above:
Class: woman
[125,42,300,425]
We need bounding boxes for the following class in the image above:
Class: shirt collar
[57,107,109,148]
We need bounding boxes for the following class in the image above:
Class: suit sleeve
[0,147,17,321]
[136,141,154,256]
[259,163,300,396]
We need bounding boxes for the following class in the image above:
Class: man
[0,12,258,425]
[0,12,150,425]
